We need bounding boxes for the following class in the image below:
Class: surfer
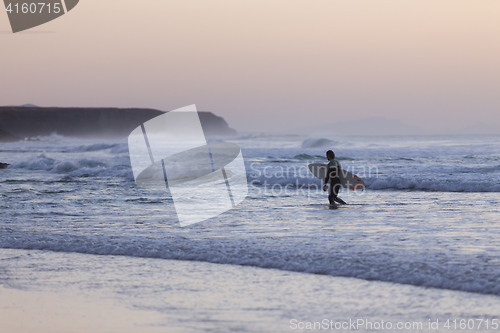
[323,150,347,205]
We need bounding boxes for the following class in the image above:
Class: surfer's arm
[323,165,334,191]
[323,167,330,191]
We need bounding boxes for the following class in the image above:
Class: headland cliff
[0,107,237,141]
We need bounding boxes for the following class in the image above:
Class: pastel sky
[1,0,499,132]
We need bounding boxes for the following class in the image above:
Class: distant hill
[0,107,237,141]
[5,104,39,108]
[288,117,428,136]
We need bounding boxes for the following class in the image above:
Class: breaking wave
[366,177,500,192]
[9,154,134,180]
[301,137,337,148]
[1,237,499,296]
[69,143,120,152]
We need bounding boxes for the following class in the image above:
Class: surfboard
[308,163,365,190]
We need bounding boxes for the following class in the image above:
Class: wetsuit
[324,159,347,205]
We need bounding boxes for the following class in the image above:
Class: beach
[2,248,500,332]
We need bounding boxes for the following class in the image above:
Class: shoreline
[2,248,500,332]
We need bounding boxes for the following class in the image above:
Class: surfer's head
[326,150,335,160]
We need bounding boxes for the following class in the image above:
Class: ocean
[1,134,500,332]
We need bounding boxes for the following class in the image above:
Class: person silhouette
[323,150,347,205]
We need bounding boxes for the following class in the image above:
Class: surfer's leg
[331,180,347,205]
[328,183,334,205]
[334,196,347,205]
[329,179,340,205]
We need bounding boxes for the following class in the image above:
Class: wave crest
[367,177,500,192]
[301,137,337,148]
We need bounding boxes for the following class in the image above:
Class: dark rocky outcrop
[0,107,237,141]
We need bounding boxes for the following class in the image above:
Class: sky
[1,0,499,133]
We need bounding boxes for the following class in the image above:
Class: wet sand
[2,249,500,332]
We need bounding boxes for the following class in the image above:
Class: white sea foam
[1,236,499,296]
